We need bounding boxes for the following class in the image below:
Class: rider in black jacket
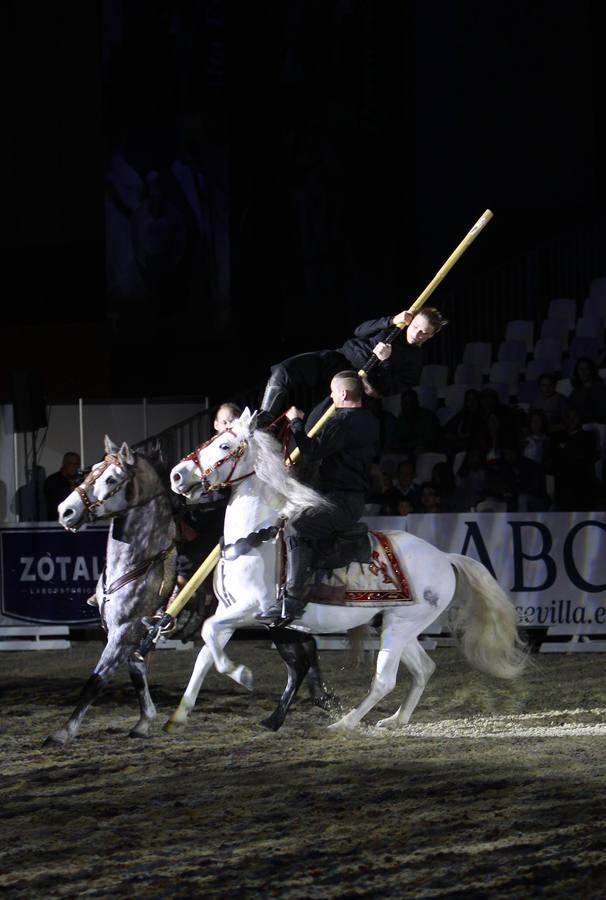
[257,307,446,427]
[256,371,381,625]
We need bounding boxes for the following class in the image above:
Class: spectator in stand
[443,388,485,457]
[388,389,442,455]
[533,372,569,433]
[569,357,606,424]
[44,452,81,519]
[548,407,600,511]
[419,481,442,513]
[382,458,421,514]
[430,461,456,511]
[452,447,488,511]
[364,463,391,515]
[522,409,550,466]
[500,443,550,512]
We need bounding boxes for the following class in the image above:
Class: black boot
[254,537,314,626]
[278,537,315,625]
[257,374,289,429]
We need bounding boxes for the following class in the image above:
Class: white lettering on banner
[18,555,103,584]
[73,557,90,581]
[364,512,606,635]
[19,557,36,582]
[37,556,55,582]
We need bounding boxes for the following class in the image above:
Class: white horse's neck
[223,474,281,544]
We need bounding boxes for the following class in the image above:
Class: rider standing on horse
[257,307,447,428]
[256,371,380,625]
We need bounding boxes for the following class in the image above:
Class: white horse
[168,409,527,732]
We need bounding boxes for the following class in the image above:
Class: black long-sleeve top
[339,316,424,396]
[290,407,380,494]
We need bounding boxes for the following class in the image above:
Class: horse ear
[238,407,257,436]
[104,435,119,455]
[249,410,259,432]
[118,442,135,467]
[239,407,252,428]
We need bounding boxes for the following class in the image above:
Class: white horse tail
[348,624,375,667]
[447,554,528,680]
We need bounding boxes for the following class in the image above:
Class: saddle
[313,522,372,572]
[304,529,414,607]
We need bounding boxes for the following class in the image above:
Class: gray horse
[46,437,177,746]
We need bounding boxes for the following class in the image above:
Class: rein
[182,428,254,491]
[102,545,175,597]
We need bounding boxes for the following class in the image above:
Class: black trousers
[290,490,366,544]
[267,349,350,413]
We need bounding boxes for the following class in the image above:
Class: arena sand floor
[1,638,606,898]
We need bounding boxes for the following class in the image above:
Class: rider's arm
[289,415,346,460]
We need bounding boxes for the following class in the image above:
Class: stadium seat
[547,298,577,330]
[567,336,603,365]
[489,361,522,396]
[575,315,604,339]
[413,385,439,411]
[462,341,492,374]
[540,318,571,347]
[582,294,606,320]
[505,320,534,354]
[589,276,606,301]
[453,363,484,390]
[497,340,527,364]
[420,364,449,394]
[517,381,538,404]
[441,383,468,413]
[555,378,572,397]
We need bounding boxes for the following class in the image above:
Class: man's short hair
[216,402,242,418]
[333,370,363,402]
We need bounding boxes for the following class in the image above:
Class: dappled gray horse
[46,437,176,746]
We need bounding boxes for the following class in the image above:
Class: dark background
[2,0,605,408]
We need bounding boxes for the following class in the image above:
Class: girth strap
[220,522,284,561]
[103,546,174,597]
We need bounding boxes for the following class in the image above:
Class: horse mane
[136,447,171,489]
[249,428,332,518]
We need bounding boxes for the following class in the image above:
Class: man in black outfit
[257,306,446,427]
[256,371,381,625]
[44,452,81,519]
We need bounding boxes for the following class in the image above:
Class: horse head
[58,436,143,531]
[170,408,258,501]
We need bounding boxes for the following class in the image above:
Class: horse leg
[260,630,317,731]
[163,628,235,733]
[44,632,128,747]
[376,639,436,729]
[328,619,406,732]
[202,610,254,691]
[127,655,157,738]
[304,637,335,711]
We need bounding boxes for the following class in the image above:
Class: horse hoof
[260,716,282,732]
[376,715,402,730]
[313,692,337,712]
[128,728,150,739]
[327,717,357,733]
[233,664,254,692]
[43,732,68,748]
[163,717,185,734]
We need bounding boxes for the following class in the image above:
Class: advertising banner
[0,523,108,625]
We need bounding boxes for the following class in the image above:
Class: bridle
[74,454,133,523]
[183,429,254,492]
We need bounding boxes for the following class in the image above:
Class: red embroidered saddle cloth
[307,531,414,607]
